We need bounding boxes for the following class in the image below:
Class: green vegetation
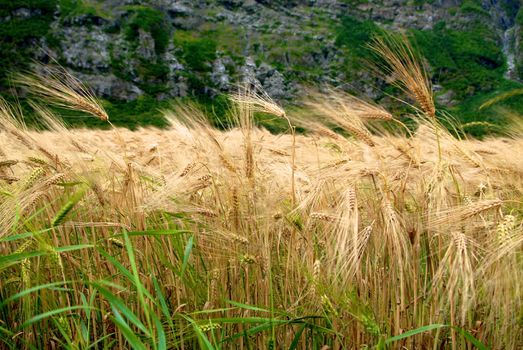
[0,0,57,85]
[334,14,523,136]
[460,0,489,16]
[335,15,381,66]
[124,6,169,55]
[413,21,505,99]
[173,31,217,72]
[59,0,111,20]
[412,20,523,136]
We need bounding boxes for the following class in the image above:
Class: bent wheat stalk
[14,65,109,121]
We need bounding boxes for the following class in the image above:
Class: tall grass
[1,36,522,349]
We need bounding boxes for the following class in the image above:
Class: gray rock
[256,63,290,99]
[240,57,258,86]
[162,0,193,16]
[136,29,156,61]
[75,73,144,101]
[211,58,231,90]
[58,26,111,71]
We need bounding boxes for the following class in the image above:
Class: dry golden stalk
[219,154,237,173]
[368,34,435,118]
[42,173,66,187]
[461,199,503,220]
[23,191,47,214]
[192,208,217,217]
[310,212,338,222]
[0,175,19,183]
[310,259,321,296]
[358,112,393,121]
[0,159,18,168]
[337,120,375,146]
[91,182,106,206]
[245,144,254,180]
[14,65,109,121]
[179,162,196,177]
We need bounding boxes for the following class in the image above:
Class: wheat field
[1,37,523,349]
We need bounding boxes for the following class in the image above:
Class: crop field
[1,37,522,349]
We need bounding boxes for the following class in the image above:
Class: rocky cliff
[1,0,522,129]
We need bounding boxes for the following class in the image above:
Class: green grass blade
[453,326,490,350]
[111,308,148,350]
[0,244,92,270]
[226,300,271,313]
[152,276,176,333]
[180,314,215,350]
[20,305,94,329]
[0,281,71,307]
[153,313,167,350]
[122,231,152,332]
[93,283,151,337]
[96,249,155,301]
[1,228,52,243]
[384,324,446,344]
[288,323,307,350]
[113,229,191,237]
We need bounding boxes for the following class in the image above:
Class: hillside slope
[1,0,523,131]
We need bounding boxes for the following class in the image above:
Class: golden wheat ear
[13,64,109,121]
[367,33,435,119]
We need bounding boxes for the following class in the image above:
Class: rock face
[1,0,522,104]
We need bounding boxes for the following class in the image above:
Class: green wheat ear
[51,185,88,227]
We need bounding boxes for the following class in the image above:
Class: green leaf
[20,305,94,329]
[288,323,307,350]
[221,322,279,343]
[1,228,52,243]
[0,281,70,307]
[384,324,446,344]
[115,229,191,237]
[96,249,155,301]
[111,308,148,350]
[122,231,152,332]
[93,283,151,337]
[153,313,167,350]
[180,314,215,350]
[453,326,490,350]
[226,300,271,313]
[0,244,92,270]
